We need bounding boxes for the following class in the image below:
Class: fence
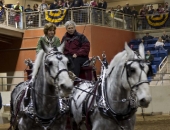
[0,7,133,31]
[0,76,26,91]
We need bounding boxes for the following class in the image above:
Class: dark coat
[61,31,90,57]
[123,7,131,15]
[98,1,107,9]
[71,0,83,7]
[142,35,154,41]
[145,54,154,63]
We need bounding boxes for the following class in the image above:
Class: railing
[0,7,133,31]
[136,13,170,31]
[1,7,170,31]
[0,76,26,91]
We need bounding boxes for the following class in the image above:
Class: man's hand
[73,54,77,58]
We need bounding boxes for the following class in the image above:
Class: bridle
[44,49,68,84]
[123,59,149,90]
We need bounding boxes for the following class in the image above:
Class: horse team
[9,42,152,130]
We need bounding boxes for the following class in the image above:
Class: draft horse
[71,43,152,130]
[9,42,74,130]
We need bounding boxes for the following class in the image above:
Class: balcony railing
[0,7,133,31]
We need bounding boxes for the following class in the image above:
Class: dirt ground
[1,115,170,130]
[135,115,170,130]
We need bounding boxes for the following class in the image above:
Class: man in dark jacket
[71,0,83,23]
[123,3,131,29]
[145,50,154,64]
[142,33,154,42]
[61,20,90,77]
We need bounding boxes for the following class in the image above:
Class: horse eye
[130,68,136,73]
[48,61,53,66]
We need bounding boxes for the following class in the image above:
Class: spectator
[148,5,154,14]
[131,6,138,18]
[81,0,89,23]
[142,33,154,42]
[157,4,164,14]
[71,0,83,23]
[123,3,132,29]
[64,0,71,8]
[71,0,83,7]
[145,50,154,64]
[90,0,98,23]
[33,4,38,11]
[114,5,123,28]
[24,4,33,12]
[155,37,165,50]
[163,2,170,12]
[57,0,64,9]
[38,0,48,11]
[98,0,107,10]
[50,0,58,10]
[36,23,61,54]
[161,31,170,43]
[13,1,22,28]
[61,20,90,77]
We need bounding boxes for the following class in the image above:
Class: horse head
[107,42,151,109]
[33,41,74,97]
[123,42,152,108]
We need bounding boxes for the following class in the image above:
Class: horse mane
[106,50,127,76]
[32,50,45,79]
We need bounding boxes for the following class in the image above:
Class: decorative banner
[0,5,4,18]
[146,13,169,28]
[45,9,67,23]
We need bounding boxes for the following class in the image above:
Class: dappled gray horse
[71,43,152,130]
[9,42,73,130]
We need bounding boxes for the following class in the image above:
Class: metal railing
[1,7,170,31]
[0,7,133,31]
[0,76,26,91]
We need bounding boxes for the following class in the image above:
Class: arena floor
[0,115,170,130]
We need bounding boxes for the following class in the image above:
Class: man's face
[66,25,76,35]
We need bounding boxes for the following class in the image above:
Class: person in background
[33,4,38,11]
[161,31,170,43]
[24,4,33,12]
[123,3,131,29]
[64,0,71,8]
[38,0,48,11]
[145,50,154,64]
[36,23,60,54]
[71,0,83,23]
[13,1,22,28]
[142,32,154,42]
[148,5,154,14]
[155,37,165,50]
[50,0,58,10]
[61,20,90,77]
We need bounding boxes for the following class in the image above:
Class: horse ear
[124,42,134,59]
[57,41,65,53]
[40,40,50,53]
[138,42,145,59]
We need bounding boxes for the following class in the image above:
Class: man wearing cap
[123,3,131,29]
[142,33,154,42]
